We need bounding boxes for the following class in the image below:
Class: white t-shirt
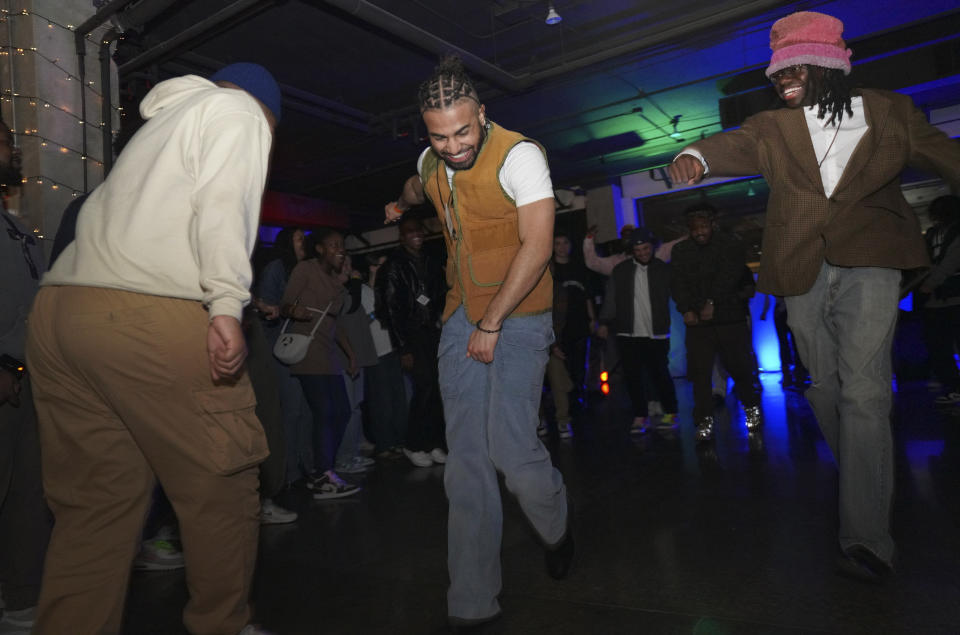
[417,141,554,207]
[361,284,393,357]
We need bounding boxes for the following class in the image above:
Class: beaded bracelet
[476,321,502,334]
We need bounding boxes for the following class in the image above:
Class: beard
[441,124,486,171]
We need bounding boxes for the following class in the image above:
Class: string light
[13,131,104,164]
[1,7,119,226]
[0,8,103,41]
[4,94,121,130]
[19,175,85,198]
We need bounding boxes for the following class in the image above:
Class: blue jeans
[335,369,365,468]
[438,306,568,620]
[296,374,350,474]
[785,263,899,564]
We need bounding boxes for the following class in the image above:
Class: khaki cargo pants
[26,286,268,635]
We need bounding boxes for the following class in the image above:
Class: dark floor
[125,372,960,635]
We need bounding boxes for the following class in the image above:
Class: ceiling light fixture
[545,3,562,25]
[669,115,683,140]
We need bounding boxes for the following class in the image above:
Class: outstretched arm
[385,175,425,223]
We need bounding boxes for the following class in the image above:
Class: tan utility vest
[420,122,553,324]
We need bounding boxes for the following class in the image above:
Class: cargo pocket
[193,385,269,476]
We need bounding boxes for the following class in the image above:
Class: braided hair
[418,55,479,112]
[811,67,853,126]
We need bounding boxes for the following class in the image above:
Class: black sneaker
[308,470,361,500]
[836,545,892,584]
[545,526,575,580]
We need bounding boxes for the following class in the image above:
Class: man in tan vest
[385,56,572,629]
[670,11,960,584]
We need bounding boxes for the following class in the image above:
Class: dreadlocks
[811,67,853,126]
[417,55,479,113]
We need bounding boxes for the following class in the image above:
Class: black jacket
[670,231,749,326]
[374,247,445,352]
[600,257,671,337]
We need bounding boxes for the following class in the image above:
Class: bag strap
[278,299,334,338]
[306,300,334,337]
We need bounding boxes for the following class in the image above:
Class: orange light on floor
[600,382,610,395]
[600,371,608,382]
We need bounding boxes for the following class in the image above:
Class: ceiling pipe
[118,0,277,75]
[75,0,136,38]
[322,0,785,92]
[75,0,139,190]
[112,0,183,34]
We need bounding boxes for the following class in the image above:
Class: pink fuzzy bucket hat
[765,11,852,78]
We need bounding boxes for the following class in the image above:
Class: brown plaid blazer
[687,89,960,296]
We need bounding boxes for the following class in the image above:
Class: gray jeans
[438,306,568,620]
[785,262,900,564]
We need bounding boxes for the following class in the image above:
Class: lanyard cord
[817,114,843,169]
[437,165,457,241]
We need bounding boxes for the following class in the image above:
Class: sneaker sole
[312,487,362,500]
[133,562,185,571]
[260,514,298,525]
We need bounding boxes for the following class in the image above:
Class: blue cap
[210,62,282,122]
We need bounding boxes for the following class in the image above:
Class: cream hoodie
[43,75,272,321]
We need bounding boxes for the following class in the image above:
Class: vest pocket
[467,245,517,288]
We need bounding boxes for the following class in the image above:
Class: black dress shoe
[545,527,575,580]
[836,545,893,584]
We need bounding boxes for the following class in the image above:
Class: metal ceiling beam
[118,0,278,75]
[322,0,526,90]
[322,0,785,92]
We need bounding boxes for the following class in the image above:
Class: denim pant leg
[785,263,899,563]
[298,374,350,474]
[335,369,365,467]
[275,362,315,483]
[440,307,567,620]
[365,352,409,452]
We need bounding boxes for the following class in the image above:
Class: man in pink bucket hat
[670,11,960,583]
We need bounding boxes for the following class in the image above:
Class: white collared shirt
[806,96,867,198]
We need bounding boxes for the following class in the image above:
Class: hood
[139,75,216,120]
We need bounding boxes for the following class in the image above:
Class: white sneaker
[403,448,434,467]
[429,448,447,464]
[558,423,574,440]
[0,606,35,635]
[934,391,960,405]
[353,456,376,467]
[260,498,298,525]
[238,625,276,635]
[133,537,184,571]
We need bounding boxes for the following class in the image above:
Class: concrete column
[0,0,118,255]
